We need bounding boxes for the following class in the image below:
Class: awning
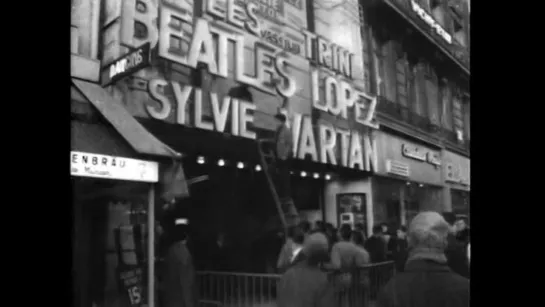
[72,79,182,159]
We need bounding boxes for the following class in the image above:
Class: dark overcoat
[377,259,469,307]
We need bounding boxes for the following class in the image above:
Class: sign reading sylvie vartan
[70,151,158,183]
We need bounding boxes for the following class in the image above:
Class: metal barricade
[330,261,396,307]
[197,271,280,307]
[197,261,396,307]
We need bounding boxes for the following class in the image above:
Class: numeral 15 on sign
[127,286,142,306]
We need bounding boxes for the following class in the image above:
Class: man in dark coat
[388,226,409,272]
[365,225,388,263]
[377,212,469,307]
[160,218,198,307]
[277,233,336,307]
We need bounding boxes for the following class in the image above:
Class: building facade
[359,0,471,228]
[71,0,469,306]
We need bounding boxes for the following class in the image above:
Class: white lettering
[239,100,256,139]
[319,123,337,165]
[210,92,231,132]
[298,116,318,161]
[147,79,171,120]
[193,88,214,131]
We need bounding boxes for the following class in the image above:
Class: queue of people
[276,213,470,307]
[156,210,470,307]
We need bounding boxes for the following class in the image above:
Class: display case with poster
[336,193,368,237]
[73,178,156,307]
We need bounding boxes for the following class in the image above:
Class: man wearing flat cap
[377,212,469,307]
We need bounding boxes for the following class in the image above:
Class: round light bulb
[197,156,205,164]
[313,173,320,179]
[325,174,331,180]
[255,165,262,171]
[237,162,244,169]
[301,171,307,177]
[218,159,225,166]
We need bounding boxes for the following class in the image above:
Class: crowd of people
[157,211,470,307]
[276,213,470,307]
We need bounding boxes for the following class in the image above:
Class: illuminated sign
[106,0,379,172]
[410,0,452,44]
[102,43,151,86]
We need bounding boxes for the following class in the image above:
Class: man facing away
[377,212,469,307]
[277,233,336,307]
[331,224,370,271]
[365,225,388,263]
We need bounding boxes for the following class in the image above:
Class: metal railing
[197,261,396,307]
[377,96,435,133]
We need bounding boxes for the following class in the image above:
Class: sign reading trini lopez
[70,151,159,183]
[102,43,151,87]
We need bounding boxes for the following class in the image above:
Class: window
[463,96,470,141]
[371,30,386,97]
[73,178,152,307]
[372,177,403,227]
[431,1,446,27]
[382,41,398,102]
[440,80,454,131]
[453,19,467,47]
[424,64,440,125]
[394,43,409,108]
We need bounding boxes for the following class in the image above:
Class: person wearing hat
[377,212,469,307]
[160,217,198,307]
[277,233,336,307]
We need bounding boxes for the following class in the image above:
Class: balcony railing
[377,96,435,133]
[377,96,470,154]
[383,0,470,71]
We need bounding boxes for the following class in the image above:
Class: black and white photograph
[71,0,470,306]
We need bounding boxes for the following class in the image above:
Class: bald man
[377,212,469,307]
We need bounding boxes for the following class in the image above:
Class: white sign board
[70,151,159,183]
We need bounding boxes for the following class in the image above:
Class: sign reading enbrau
[104,0,379,172]
[70,151,159,183]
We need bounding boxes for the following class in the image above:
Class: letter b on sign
[121,0,159,49]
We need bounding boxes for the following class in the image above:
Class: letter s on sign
[275,53,297,98]
[147,79,172,120]
[245,3,261,36]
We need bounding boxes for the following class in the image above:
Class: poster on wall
[336,193,367,234]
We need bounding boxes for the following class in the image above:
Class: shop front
[73,1,382,306]
[442,150,470,218]
[372,131,444,228]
